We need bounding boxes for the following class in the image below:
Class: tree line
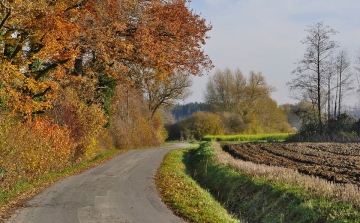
[166,21,360,142]
[288,21,360,141]
[166,68,294,140]
[0,0,211,192]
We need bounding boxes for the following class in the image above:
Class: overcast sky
[184,0,360,105]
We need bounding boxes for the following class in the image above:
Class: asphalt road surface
[6,143,190,223]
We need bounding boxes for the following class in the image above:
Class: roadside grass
[202,133,294,142]
[0,148,128,220]
[155,145,240,223]
[187,142,360,223]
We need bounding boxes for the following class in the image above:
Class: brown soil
[222,142,360,186]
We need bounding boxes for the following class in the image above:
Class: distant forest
[169,102,209,122]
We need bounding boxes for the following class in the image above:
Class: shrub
[109,86,167,149]
[47,87,110,164]
[180,111,225,140]
[0,117,73,192]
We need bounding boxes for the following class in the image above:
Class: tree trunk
[317,51,323,133]
[338,71,342,117]
[327,78,331,121]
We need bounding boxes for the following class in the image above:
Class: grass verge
[202,133,294,142]
[155,145,239,223]
[0,148,129,221]
[187,142,360,223]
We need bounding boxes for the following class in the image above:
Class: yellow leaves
[180,111,225,140]
[0,117,73,191]
[0,1,82,115]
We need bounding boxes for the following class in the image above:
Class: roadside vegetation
[0,0,211,214]
[184,142,360,222]
[155,145,240,223]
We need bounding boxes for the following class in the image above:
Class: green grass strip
[187,142,360,223]
[155,146,239,223]
[202,133,294,142]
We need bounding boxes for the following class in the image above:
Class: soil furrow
[223,142,360,187]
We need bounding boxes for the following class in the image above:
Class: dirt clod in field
[223,142,360,186]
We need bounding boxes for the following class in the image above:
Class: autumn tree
[240,71,275,117]
[245,97,293,134]
[0,0,81,115]
[144,72,192,118]
[64,0,213,125]
[204,69,275,115]
[204,68,246,112]
[71,0,212,86]
[288,22,338,133]
[204,68,291,134]
[109,84,168,149]
[0,0,214,192]
[220,112,246,134]
[180,111,225,140]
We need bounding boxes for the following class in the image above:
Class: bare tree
[323,58,336,121]
[144,72,192,118]
[334,49,353,117]
[288,22,338,133]
[355,48,360,96]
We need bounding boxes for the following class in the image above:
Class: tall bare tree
[354,48,360,96]
[334,49,353,117]
[288,22,338,133]
[324,58,336,121]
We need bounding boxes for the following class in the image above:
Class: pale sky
[185,0,360,105]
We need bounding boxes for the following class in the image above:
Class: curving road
[6,144,190,223]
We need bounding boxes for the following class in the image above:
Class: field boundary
[202,133,294,142]
[186,142,360,222]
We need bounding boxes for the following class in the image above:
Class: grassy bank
[202,133,294,142]
[0,148,127,220]
[155,145,239,223]
[187,142,360,222]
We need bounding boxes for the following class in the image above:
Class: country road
[6,144,190,223]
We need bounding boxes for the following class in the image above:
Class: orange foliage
[0,117,73,191]
[0,1,81,115]
[0,0,212,193]
[72,0,213,85]
[1,0,212,115]
[47,87,110,164]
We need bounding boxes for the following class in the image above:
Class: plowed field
[222,142,360,186]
